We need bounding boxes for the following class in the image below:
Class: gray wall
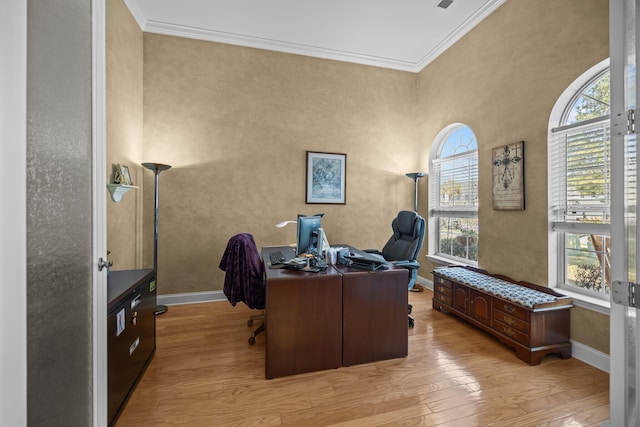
[27,0,93,425]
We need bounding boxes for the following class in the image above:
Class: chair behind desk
[365,210,426,327]
[219,233,265,344]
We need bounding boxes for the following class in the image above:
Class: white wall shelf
[107,184,138,202]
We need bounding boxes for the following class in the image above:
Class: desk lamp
[275,220,296,228]
[406,172,426,212]
[274,213,325,228]
[142,162,172,316]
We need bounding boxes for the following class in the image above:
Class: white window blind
[430,150,478,216]
[549,118,611,226]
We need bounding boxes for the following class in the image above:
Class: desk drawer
[493,308,529,333]
[494,320,529,346]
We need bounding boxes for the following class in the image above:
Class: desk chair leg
[248,323,265,345]
[408,304,414,328]
[247,311,264,327]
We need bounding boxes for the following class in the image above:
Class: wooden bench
[432,266,573,365]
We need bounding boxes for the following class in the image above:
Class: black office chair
[366,210,426,328]
[219,233,266,344]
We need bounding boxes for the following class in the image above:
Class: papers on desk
[345,254,388,271]
[282,258,308,269]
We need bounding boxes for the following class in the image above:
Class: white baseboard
[158,290,226,306]
[160,278,609,373]
[417,275,433,290]
[570,339,609,373]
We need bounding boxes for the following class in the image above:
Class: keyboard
[269,251,287,265]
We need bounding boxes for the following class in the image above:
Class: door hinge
[612,280,640,308]
[628,109,636,134]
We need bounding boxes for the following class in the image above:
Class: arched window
[429,124,479,264]
[549,60,610,298]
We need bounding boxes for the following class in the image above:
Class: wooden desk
[262,246,409,378]
[339,266,408,366]
[262,247,342,379]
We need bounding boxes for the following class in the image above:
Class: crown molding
[142,21,423,72]
[122,0,146,30]
[124,0,507,73]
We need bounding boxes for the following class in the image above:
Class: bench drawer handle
[502,327,517,338]
[504,305,516,314]
[502,315,516,325]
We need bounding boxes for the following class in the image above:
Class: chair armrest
[392,260,420,269]
[363,249,381,254]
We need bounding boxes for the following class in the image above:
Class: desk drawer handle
[437,286,446,293]
[439,295,447,302]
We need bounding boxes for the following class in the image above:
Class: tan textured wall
[142,34,419,294]
[106,0,144,270]
[418,0,609,353]
[108,0,610,353]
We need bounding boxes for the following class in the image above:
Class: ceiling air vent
[437,0,454,9]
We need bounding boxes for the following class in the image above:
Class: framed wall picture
[492,141,524,210]
[111,163,123,184]
[306,151,346,204]
[111,163,133,185]
[120,165,132,185]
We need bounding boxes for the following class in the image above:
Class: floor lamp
[142,162,172,316]
[405,172,426,212]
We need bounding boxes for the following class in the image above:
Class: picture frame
[306,151,346,204]
[120,165,132,186]
[111,163,133,185]
[492,141,525,210]
[111,164,122,184]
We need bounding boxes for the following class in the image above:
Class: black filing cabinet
[107,269,156,426]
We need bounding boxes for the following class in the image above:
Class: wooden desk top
[261,246,342,280]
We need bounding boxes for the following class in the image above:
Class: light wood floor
[115,288,609,427]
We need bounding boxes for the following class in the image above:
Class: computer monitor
[296,215,322,255]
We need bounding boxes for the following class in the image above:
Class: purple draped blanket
[219,233,265,310]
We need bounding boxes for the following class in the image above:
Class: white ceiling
[124,0,506,72]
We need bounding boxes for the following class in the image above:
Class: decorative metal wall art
[492,141,524,210]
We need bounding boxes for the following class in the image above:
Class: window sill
[426,254,477,268]
[552,288,610,316]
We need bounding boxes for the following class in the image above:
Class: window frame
[548,58,611,310]
[428,123,479,266]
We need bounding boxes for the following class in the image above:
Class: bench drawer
[495,300,528,321]
[494,320,529,346]
[493,308,528,333]
[434,293,452,306]
[435,283,452,297]
[433,275,452,289]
